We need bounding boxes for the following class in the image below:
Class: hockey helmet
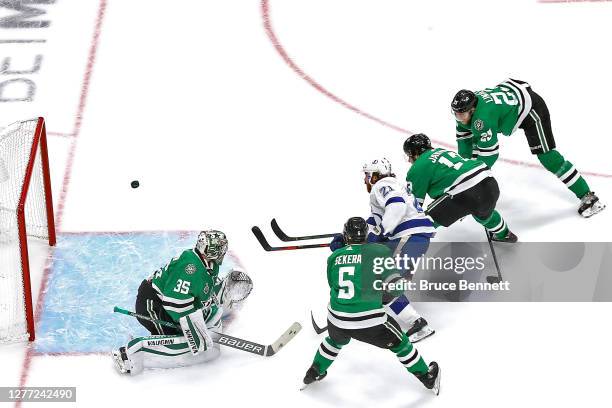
[451,89,477,113]
[342,217,368,245]
[362,158,392,181]
[403,133,432,159]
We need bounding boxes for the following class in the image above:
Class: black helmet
[343,217,368,245]
[451,89,477,113]
[403,133,432,158]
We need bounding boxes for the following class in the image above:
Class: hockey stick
[271,218,337,241]
[484,230,504,284]
[251,226,330,251]
[113,306,301,357]
[310,311,327,335]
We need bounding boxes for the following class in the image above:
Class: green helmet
[196,230,228,262]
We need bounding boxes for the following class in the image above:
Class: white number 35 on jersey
[173,279,191,294]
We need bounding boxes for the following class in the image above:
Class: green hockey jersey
[149,249,220,322]
[406,148,492,201]
[455,80,530,168]
[326,243,401,330]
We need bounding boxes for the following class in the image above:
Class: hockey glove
[367,232,381,243]
[329,234,345,252]
[179,309,214,355]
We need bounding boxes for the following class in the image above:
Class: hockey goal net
[0,117,55,343]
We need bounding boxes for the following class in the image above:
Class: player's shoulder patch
[185,263,197,275]
[474,119,485,131]
[203,283,210,294]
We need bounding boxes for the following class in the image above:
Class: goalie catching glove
[179,309,213,355]
[219,270,253,310]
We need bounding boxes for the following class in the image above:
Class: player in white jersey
[331,158,436,342]
[365,160,436,243]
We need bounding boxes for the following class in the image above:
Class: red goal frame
[16,117,56,341]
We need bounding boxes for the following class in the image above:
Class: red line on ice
[261,0,612,179]
[16,1,108,405]
[261,0,415,137]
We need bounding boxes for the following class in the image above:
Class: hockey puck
[131,180,140,189]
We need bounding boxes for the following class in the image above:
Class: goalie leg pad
[179,309,214,354]
[206,306,224,332]
[123,334,220,375]
[111,347,135,375]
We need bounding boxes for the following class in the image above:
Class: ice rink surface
[1,0,612,407]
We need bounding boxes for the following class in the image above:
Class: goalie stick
[251,226,330,251]
[113,306,301,357]
[270,218,337,241]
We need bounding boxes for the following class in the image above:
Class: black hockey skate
[490,230,518,243]
[300,364,327,390]
[406,318,435,343]
[415,361,441,395]
[578,192,606,218]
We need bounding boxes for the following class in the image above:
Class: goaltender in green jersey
[112,230,253,375]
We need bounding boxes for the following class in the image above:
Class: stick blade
[270,218,292,241]
[310,311,327,334]
[251,226,273,251]
[266,322,302,356]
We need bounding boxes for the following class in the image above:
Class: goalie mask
[196,230,228,262]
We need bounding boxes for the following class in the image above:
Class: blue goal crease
[34,231,239,354]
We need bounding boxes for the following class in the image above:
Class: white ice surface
[1,0,612,407]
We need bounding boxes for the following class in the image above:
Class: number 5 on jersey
[338,266,355,299]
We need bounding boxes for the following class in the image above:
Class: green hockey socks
[391,334,428,375]
[537,150,590,199]
[313,336,348,374]
[473,210,509,240]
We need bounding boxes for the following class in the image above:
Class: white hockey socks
[385,294,420,327]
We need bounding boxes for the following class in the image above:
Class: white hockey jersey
[367,176,435,241]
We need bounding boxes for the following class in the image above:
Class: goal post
[0,117,56,343]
